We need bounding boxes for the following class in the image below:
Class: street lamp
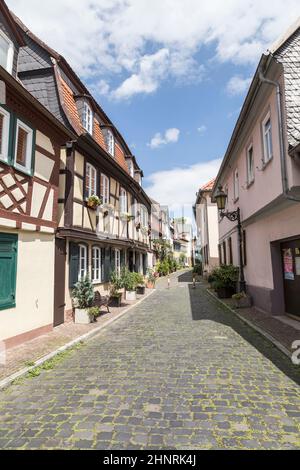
[214,186,246,293]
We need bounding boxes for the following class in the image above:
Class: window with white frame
[14,119,34,173]
[83,101,93,135]
[120,187,127,213]
[246,144,254,184]
[86,163,97,199]
[262,113,273,163]
[92,246,101,283]
[106,129,115,157]
[141,205,148,227]
[0,30,14,74]
[233,169,239,201]
[100,174,109,204]
[79,244,88,280]
[0,106,10,162]
[115,249,121,277]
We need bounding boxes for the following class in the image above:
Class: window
[228,237,233,264]
[246,144,254,184]
[115,249,121,277]
[0,30,14,74]
[86,163,97,199]
[242,230,247,266]
[120,187,127,213]
[233,169,239,201]
[141,205,148,227]
[127,159,134,177]
[222,241,227,265]
[78,244,87,280]
[0,106,10,163]
[100,174,109,204]
[92,246,101,283]
[83,102,93,135]
[262,113,273,163]
[14,119,34,174]
[0,233,17,310]
[106,130,115,157]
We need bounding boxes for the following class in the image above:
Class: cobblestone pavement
[0,271,300,450]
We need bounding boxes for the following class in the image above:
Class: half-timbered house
[12,11,152,324]
[0,2,73,347]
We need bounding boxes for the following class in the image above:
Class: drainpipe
[258,70,300,202]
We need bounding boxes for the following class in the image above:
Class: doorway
[54,238,66,327]
[281,239,300,318]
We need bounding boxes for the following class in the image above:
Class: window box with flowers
[87,195,102,210]
[120,212,135,222]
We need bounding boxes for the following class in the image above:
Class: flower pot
[87,201,97,210]
[136,285,145,295]
[125,290,136,301]
[74,308,92,324]
[146,281,155,289]
[109,295,122,307]
[215,287,235,299]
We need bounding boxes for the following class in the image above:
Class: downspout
[258,70,300,202]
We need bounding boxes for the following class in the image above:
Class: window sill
[246,179,255,189]
[13,164,33,177]
[0,302,16,311]
[233,197,239,204]
[262,156,273,170]
[92,280,102,286]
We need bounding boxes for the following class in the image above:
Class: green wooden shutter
[101,248,105,282]
[120,250,125,268]
[69,242,79,288]
[103,247,111,282]
[143,253,147,275]
[111,248,116,275]
[0,233,18,310]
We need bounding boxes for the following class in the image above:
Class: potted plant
[87,195,101,209]
[109,271,123,307]
[232,291,252,309]
[121,268,137,301]
[146,268,156,289]
[133,272,145,295]
[120,212,135,222]
[87,306,100,322]
[72,277,95,324]
[211,265,239,298]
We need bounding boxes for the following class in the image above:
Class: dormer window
[106,129,115,157]
[83,101,93,135]
[0,30,13,74]
[127,159,134,177]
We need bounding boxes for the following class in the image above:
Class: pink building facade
[212,22,300,319]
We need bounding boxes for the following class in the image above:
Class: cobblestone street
[0,271,300,450]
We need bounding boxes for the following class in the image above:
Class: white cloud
[226,75,252,96]
[197,125,207,135]
[112,49,170,100]
[145,158,222,214]
[147,128,180,149]
[7,0,300,99]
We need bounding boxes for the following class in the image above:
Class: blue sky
[8,0,300,218]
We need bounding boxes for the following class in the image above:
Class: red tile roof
[58,75,129,174]
[200,178,215,191]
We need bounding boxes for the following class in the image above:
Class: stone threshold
[206,288,299,359]
[0,289,156,390]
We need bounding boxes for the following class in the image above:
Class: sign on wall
[283,248,294,280]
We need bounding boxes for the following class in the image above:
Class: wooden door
[54,238,66,327]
